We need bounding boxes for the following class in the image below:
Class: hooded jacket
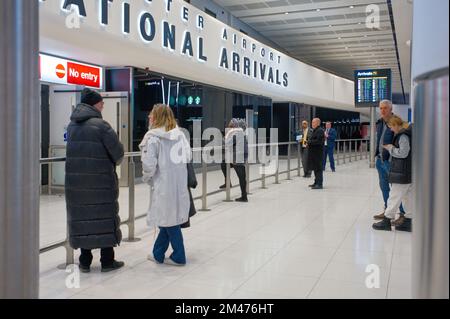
[65,103,124,250]
[140,127,191,228]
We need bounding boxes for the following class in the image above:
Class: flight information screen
[354,69,392,107]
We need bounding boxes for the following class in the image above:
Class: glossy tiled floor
[39,160,412,299]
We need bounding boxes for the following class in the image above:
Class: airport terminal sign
[39,0,288,88]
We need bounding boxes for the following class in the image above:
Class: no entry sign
[39,54,103,89]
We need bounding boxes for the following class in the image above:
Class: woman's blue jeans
[153,226,186,264]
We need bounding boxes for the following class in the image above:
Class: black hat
[81,88,103,106]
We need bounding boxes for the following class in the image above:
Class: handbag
[181,162,198,228]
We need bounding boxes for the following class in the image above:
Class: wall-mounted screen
[354,69,392,107]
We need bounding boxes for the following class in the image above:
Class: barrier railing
[39,139,369,268]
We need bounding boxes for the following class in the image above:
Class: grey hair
[228,118,240,128]
[237,119,247,130]
[380,100,393,108]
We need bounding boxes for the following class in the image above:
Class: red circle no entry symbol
[56,64,66,79]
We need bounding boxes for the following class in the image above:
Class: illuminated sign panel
[39,53,103,89]
[354,69,391,107]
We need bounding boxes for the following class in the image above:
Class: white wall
[411,0,449,80]
[393,104,411,122]
[39,0,355,111]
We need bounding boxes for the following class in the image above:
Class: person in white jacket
[139,104,191,266]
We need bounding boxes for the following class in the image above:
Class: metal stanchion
[199,158,210,211]
[245,161,252,195]
[57,224,74,270]
[274,145,280,184]
[287,143,292,180]
[360,140,363,160]
[123,157,141,242]
[349,141,352,163]
[297,144,301,177]
[343,142,347,164]
[261,163,267,189]
[366,140,369,160]
[336,141,340,166]
[224,162,233,202]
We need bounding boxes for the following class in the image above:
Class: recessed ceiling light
[285,12,289,15]
[329,24,332,27]
[349,5,354,9]
[358,22,362,25]
[316,8,321,12]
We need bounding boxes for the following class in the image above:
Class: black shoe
[79,264,90,273]
[311,185,323,190]
[235,197,248,202]
[395,218,412,232]
[101,260,125,273]
[219,184,232,189]
[332,169,336,172]
[372,217,392,231]
[309,184,316,187]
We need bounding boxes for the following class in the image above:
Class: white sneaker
[147,254,163,264]
[164,257,185,267]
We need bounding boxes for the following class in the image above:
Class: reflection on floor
[39,160,412,299]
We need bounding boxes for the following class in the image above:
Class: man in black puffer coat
[65,88,125,273]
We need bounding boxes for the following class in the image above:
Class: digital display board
[354,69,391,107]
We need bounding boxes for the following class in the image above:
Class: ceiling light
[329,24,332,27]
[349,5,354,9]
[316,8,321,12]
[285,12,289,15]
[338,37,342,39]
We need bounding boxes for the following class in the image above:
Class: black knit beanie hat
[81,88,103,106]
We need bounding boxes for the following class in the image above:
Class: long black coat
[307,127,325,171]
[65,103,124,250]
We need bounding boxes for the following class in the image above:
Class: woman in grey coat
[140,104,191,266]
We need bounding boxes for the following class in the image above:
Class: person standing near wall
[374,100,407,225]
[65,88,125,273]
[308,118,325,189]
[141,104,192,266]
[323,121,337,172]
[373,115,413,232]
[298,121,312,178]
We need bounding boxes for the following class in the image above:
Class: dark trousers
[221,162,247,198]
[153,226,186,264]
[323,146,336,171]
[79,247,114,268]
[314,168,323,187]
[300,147,311,176]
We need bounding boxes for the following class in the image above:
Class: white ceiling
[213,0,413,97]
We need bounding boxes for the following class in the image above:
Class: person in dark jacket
[298,120,313,178]
[373,100,407,224]
[220,118,249,202]
[307,118,325,189]
[65,88,125,273]
[323,122,337,172]
[373,116,412,232]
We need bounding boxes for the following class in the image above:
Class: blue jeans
[376,158,405,215]
[323,146,335,171]
[153,226,186,264]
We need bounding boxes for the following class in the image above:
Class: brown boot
[392,215,406,227]
[373,211,385,220]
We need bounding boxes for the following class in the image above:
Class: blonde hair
[388,115,409,130]
[150,104,177,131]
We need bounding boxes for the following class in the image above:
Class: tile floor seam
[305,196,375,299]
[385,230,399,298]
[226,211,327,299]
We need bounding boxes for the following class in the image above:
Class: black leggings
[221,162,247,198]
